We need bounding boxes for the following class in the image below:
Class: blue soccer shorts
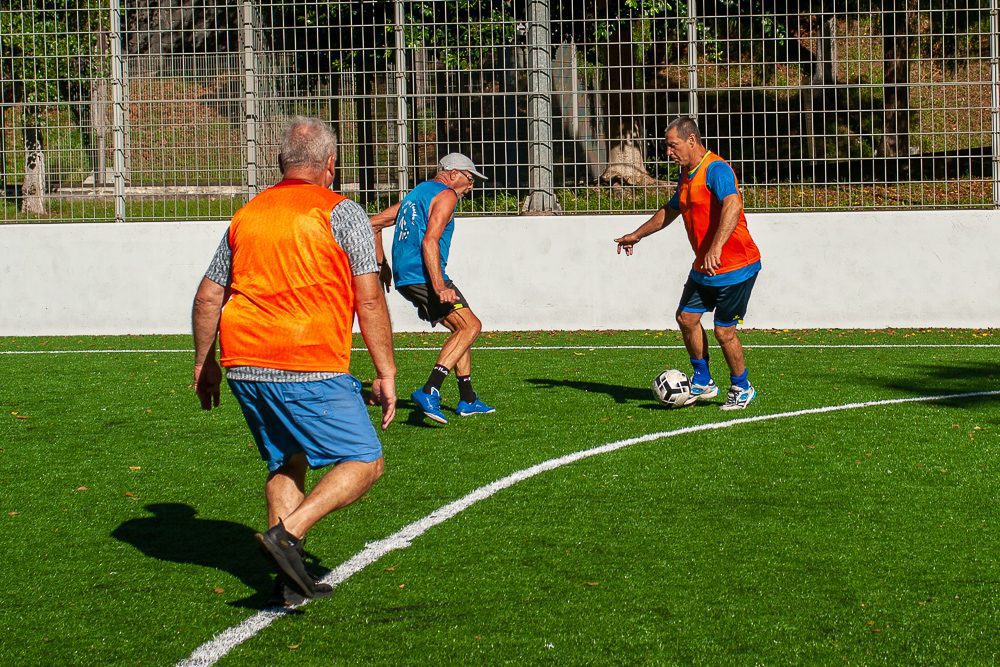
[227,374,382,472]
[678,273,759,327]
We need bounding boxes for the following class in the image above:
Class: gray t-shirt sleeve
[204,231,232,286]
[330,199,379,275]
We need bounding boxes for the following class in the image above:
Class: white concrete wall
[1,210,997,336]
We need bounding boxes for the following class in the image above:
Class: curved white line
[177,389,1000,667]
[2,343,998,356]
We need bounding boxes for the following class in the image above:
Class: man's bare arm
[354,272,397,429]
[421,189,459,301]
[615,205,681,255]
[701,194,742,275]
[192,277,226,410]
[370,201,401,232]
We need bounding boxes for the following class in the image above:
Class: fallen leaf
[8,511,19,516]
[76,486,88,492]
[124,492,136,498]
[288,643,300,650]
[399,584,406,589]
[15,415,28,420]
[213,587,225,594]
[129,466,141,471]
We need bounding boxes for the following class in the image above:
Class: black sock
[423,364,449,394]
[456,374,477,403]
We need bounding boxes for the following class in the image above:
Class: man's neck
[686,149,711,174]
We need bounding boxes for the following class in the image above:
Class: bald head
[278,116,338,175]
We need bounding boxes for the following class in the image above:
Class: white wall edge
[1,209,998,336]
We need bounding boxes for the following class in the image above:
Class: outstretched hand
[615,234,639,256]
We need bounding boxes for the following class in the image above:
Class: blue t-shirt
[667,159,739,210]
[392,180,456,288]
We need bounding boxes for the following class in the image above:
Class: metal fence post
[243,0,259,197]
[522,0,559,214]
[110,0,126,223]
[686,1,699,120]
[991,0,999,209]
[394,0,410,201]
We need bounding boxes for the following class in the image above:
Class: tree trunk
[803,14,837,167]
[880,1,911,177]
[21,123,46,215]
[598,19,665,187]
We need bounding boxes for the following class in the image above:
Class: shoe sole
[421,410,449,424]
[255,532,315,599]
[691,386,720,401]
[411,391,449,424]
[456,409,496,417]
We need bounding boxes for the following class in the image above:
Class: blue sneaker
[411,388,448,424]
[455,398,496,416]
[690,380,719,401]
[720,383,756,411]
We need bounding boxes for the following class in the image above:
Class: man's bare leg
[435,308,481,372]
[265,454,308,528]
[713,324,746,378]
[676,310,708,359]
[280,458,385,539]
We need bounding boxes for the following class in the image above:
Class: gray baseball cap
[438,152,488,180]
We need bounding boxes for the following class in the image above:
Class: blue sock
[731,369,750,390]
[690,358,711,386]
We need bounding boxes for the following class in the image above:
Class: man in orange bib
[615,116,761,410]
[191,117,397,604]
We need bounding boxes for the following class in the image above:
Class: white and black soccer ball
[651,369,693,408]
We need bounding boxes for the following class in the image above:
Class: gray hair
[278,116,338,173]
[666,116,702,143]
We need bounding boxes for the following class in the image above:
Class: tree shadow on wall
[111,503,328,610]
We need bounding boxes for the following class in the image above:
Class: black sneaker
[268,577,333,608]
[255,520,315,598]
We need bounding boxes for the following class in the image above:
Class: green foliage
[0,0,103,106]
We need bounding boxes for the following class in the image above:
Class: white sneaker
[690,380,719,401]
[720,383,756,411]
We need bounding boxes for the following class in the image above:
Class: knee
[714,324,737,343]
[675,310,699,331]
[460,312,482,339]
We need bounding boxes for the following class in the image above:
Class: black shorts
[397,280,470,326]
[678,272,758,326]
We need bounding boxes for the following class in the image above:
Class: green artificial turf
[0,329,996,665]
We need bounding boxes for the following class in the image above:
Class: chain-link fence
[2,0,997,222]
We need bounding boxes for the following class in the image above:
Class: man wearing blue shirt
[371,153,495,424]
[616,117,762,410]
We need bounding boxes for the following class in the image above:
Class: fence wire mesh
[1,0,997,222]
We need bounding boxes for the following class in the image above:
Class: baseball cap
[438,152,488,180]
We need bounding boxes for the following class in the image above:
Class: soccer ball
[651,369,692,408]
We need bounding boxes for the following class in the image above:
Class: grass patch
[0,329,997,664]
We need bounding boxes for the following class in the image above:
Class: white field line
[2,343,999,356]
[177,389,1000,667]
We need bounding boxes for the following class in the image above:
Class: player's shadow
[871,360,1000,421]
[527,378,653,405]
[111,503,326,610]
[400,398,450,427]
